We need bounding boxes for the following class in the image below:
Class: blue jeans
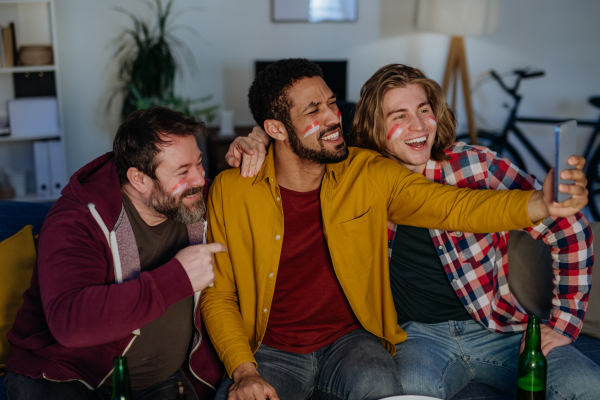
[4,368,199,400]
[215,329,401,400]
[394,320,600,399]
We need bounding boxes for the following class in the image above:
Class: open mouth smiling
[404,135,427,147]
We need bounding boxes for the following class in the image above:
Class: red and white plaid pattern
[388,142,593,340]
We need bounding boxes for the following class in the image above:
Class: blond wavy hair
[350,64,456,162]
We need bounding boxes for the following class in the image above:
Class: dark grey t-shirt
[390,225,471,325]
[119,193,194,390]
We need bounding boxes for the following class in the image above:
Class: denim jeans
[5,368,199,400]
[215,329,401,400]
[394,320,600,399]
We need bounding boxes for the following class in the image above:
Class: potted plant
[109,0,218,122]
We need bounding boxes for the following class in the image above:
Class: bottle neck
[524,315,542,352]
[112,357,131,394]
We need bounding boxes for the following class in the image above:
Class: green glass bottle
[517,315,547,400]
[111,356,132,400]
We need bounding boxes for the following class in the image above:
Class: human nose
[408,113,426,131]
[324,106,341,126]
[190,164,206,187]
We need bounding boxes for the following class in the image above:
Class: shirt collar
[253,143,341,185]
[253,143,277,185]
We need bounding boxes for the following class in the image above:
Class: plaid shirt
[388,142,593,340]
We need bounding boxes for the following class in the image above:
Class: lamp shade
[416,0,500,36]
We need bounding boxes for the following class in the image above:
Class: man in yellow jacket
[201,59,588,400]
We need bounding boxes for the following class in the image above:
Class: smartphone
[555,119,578,202]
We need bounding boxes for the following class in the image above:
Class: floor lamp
[416,0,500,145]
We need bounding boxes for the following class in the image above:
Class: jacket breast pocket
[454,232,498,268]
[336,207,374,274]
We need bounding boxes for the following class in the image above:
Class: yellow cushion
[0,225,36,376]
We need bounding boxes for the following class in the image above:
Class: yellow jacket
[202,146,536,377]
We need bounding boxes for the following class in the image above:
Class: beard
[286,121,349,164]
[146,181,206,225]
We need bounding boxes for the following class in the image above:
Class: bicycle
[455,69,600,220]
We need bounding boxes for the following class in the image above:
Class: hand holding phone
[555,119,578,203]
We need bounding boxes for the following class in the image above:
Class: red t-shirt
[262,185,361,354]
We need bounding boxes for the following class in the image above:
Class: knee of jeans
[342,370,402,398]
[399,370,445,398]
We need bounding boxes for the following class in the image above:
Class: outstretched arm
[483,151,592,352]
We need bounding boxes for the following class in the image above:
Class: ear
[263,120,288,141]
[126,167,152,195]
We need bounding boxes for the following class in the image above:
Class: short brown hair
[113,107,206,185]
[350,64,456,162]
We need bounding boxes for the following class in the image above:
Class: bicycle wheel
[456,131,526,171]
[585,145,600,221]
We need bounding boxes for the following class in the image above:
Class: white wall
[54,0,600,181]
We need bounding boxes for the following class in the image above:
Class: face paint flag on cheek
[171,179,188,196]
[303,121,320,138]
[428,115,437,127]
[387,124,402,142]
[337,110,342,124]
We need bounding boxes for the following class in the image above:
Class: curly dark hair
[113,107,205,185]
[248,58,324,129]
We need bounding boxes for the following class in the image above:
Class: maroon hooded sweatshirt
[6,152,223,392]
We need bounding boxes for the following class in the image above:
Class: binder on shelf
[33,141,51,198]
[48,140,67,197]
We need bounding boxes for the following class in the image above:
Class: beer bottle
[111,356,132,400]
[517,315,547,400]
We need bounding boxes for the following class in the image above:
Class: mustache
[179,186,202,198]
[318,123,342,140]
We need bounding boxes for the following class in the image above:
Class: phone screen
[554,120,577,202]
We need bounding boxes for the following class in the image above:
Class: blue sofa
[1,200,599,399]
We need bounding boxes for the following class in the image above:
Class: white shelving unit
[0,0,65,202]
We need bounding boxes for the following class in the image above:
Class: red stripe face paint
[427,115,437,128]
[387,124,403,141]
[303,121,320,138]
[170,178,188,196]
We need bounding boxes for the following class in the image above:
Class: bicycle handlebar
[515,69,545,79]
[488,69,546,98]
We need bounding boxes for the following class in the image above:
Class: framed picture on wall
[272,0,358,23]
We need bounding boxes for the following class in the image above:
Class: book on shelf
[0,28,4,68]
[1,24,15,68]
[9,23,17,66]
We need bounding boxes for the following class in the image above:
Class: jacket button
[276,197,280,201]
[438,245,443,250]
[468,308,474,313]
[452,278,457,283]
[263,308,268,313]
[456,231,463,237]
[275,235,281,240]
[269,273,274,278]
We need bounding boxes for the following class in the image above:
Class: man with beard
[201,59,588,400]
[5,107,225,400]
